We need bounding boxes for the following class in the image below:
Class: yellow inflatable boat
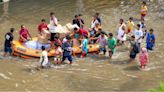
[12,38,99,59]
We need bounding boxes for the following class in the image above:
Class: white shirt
[39,50,48,66]
[134,29,143,43]
[117,23,126,41]
[98,36,108,47]
[48,16,58,33]
[62,38,67,43]
[91,19,99,28]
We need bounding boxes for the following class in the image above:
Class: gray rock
[0,55,3,59]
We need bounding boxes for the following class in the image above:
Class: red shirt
[38,23,48,33]
[19,28,29,39]
[79,28,88,36]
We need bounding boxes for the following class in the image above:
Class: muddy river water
[0,0,164,91]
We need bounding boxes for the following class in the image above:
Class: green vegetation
[149,82,164,92]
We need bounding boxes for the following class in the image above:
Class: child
[139,48,149,69]
[54,43,63,64]
[127,17,134,33]
[107,33,117,59]
[61,36,73,64]
[81,35,89,58]
[140,1,148,21]
[39,46,48,68]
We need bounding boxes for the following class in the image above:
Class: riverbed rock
[0,73,10,80]
[158,7,164,18]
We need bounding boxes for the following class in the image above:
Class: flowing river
[0,0,164,91]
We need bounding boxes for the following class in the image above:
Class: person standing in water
[139,19,147,38]
[54,43,63,64]
[61,36,73,64]
[107,33,117,59]
[133,24,143,47]
[129,35,140,62]
[39,46,48,69]
[140,1,148,21]
[49,12,58,41]
[146,29,155,51]
[117,19,127,45]
[127,17,134,34]
[139,48,149,69]
[97,31,108,55]
[3,28,14,57]
[80,35,89,58]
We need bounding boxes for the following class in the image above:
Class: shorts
[108,50,114,54]
[100,47,106,54]
[41,61,48,67]
[130,53,137,59]
[4,47,12,54]
[141,13,146,17]
[128,28,131,33]
[62,55,73,63]
[50,33,56,41]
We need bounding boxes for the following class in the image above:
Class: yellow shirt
[128,21,134,31]
[141,5,148,14]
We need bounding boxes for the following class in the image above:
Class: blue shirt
[62,42,72,56]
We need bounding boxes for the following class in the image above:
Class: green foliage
[149,82,164,92]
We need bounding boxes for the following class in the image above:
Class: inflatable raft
[12,38,100,59]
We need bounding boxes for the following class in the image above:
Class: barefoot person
[107,33,117,59]
[117,19,126,45]
[19,25,32,42]
[3,28,14,56]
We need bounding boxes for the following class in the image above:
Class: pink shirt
[139,52,148,65]
[55,47,62,55]
[79,28,88,36]
[19,28,29,39]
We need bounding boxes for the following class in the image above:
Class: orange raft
[12,38,100,59]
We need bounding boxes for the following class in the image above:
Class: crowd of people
[3,1,156,70]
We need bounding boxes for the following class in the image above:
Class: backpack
[133,42,140,53]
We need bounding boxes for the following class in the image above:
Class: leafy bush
[149,82,164,92]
